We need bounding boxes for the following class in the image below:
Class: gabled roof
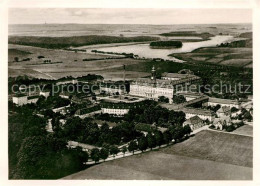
[217,106,231,114]
[185,116,203,125]
[13,94,27,98]
[209,97,240,105]
[161,72,196,79]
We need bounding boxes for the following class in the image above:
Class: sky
[9,8,252,25]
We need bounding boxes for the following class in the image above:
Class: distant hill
[160,31,214,40]
[8,35,159,49]
[239,32,252,39]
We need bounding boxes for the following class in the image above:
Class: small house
[183,115,205,131]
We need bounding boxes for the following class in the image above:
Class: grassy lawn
[161,130,252,167]
[230,125,253,137]
[62,130,252,180]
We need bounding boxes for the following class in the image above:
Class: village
[10,65,253,165]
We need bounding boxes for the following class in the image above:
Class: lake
[91,35,235,62]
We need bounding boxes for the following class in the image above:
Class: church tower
[151,65,156,86]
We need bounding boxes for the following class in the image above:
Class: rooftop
[217,106,231,114]
[185,115,204,125]
[13,94,27,98]
[208,97,240,105]
[180,107,215,116]
[162,72,197,79]
[28,95,40,100]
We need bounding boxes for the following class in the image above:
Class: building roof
[180,107,214,116]
[176,91,203,97]
[13,94,27,98]
[217,106,231,114]
[28,95,40,100]
[213,116,231,124]
[208,97,240,105]
[133,76,200,88]
[161,72,197,79]
[135,78,173,85]
[184,116,203,125]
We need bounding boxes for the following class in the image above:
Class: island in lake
[150,40,183,49]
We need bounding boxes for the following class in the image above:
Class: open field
[230,125,253,137]
[8,44,150,80]
[161,130,252,167]
[62,152,251,180]
[62,130,252,180]
[170,47,252,68]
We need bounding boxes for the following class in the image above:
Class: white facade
[207,98,240,108]
[161,77,180,81]
[56,79,78,85]
[40,91,50,98]
[129,84,173,104]
[101,108,129,116]
[52,105,70,114]
[12,96,28,106]
[208,102,240,109]
[59,94,70,99]
[27,97,39,104]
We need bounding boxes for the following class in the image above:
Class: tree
[183,125,192,136]
[154,131,164,147]
[244,111,252,121]
[14,57,19,62]
[100,148,109,161]
[90,148,100,163]
[109,145,120,158]
[170,126,185,142]
[121,146,128,156]
[158,96,169,103]
[147,133,156,150]
[172,95,186,104]
[231,107,239,113]
[168,110,186,126]
[37,55,45,59]
[213,104,221,112]
[76,147,89,163]
[128,140,138,154]
[138,136,148,152]
[163,131,172,145]
[100,123,110,133]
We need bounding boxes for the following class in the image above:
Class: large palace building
[129,66,201,103]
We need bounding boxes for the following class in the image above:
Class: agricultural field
[161,130,253,167]
[169,32,252,68]
[230,125,253,137]
[170,47,252,68]
[8,44,150,80]
[62,130,252,180]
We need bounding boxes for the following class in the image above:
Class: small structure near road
[183,115,205,131]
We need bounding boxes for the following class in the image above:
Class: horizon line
[9,22,252,25]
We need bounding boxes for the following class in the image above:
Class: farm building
[183,115,205,131]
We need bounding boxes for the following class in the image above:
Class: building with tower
[129,66,201,104]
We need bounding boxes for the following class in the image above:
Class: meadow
[8,44,150,80]
[62,130,252,180]
[170,47,252,68]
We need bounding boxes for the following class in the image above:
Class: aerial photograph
[8,8,253,180]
